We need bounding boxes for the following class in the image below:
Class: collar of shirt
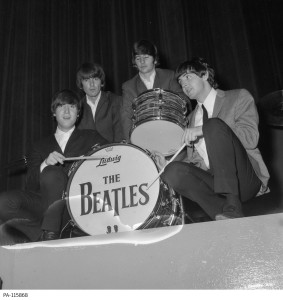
[197,88,217,119]
[55,126,75,152]
[86,92,101,119]
[139,70,156,90]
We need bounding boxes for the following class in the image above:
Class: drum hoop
[65,142,164,233]
[133,103,187,116]
[130,117,186,135]
[133,96,187,109]
[133,88,185,103]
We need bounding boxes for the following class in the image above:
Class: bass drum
[65,143,184,236]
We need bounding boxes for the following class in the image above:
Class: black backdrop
[1,0,283,191]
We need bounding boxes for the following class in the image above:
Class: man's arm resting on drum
[40,151,66,172]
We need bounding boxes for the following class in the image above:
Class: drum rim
[133,88,185,102]
[133,103,187,116]
[130,116,186,135]
[65,142,165,235]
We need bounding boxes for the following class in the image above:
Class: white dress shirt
[86,92,101,122]
[40,126,75,172]
[139,70,156,90]
[194,88,217,169]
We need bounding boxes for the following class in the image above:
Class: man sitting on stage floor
[0,89,108,245]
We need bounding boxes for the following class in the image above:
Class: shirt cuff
[40,160,48,172]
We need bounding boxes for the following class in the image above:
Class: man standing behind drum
[0,89,108,245]
[76,62,123,143]
[120,39,192,141]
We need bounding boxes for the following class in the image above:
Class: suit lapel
[49,135,62,154]
[95,91,106,118]
[212,89,225,117]
[82,97,94,128]
[64,129,80,155]
[189,90,225,126]
[135,75,147,96]
[153,69,161,88]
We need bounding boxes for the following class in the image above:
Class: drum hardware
[68,161,80,176]
[130,89,188,156]
[64,155,108,161]
[106,225,119,234]
[60,219,88,239]
[59,219,76,239]
[147,143,186,190]
[162,182,168,190]
[4,155,28,169]
[91,143,102,150]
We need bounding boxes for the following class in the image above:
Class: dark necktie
[202,104,208,124]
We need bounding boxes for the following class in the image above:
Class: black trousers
[0,166,68,241]
[162,118,261,219]
[41,199,69,233]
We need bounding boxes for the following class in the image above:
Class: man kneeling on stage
[0,89,107,244]
[152,57,270,221]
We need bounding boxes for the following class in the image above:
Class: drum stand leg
[60,220,75,239]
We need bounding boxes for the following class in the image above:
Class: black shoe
[39,230,59,241]
[215,205,244,221]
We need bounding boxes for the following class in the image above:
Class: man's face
[134,54,156,75]
[178,72,206,101]
[55,103,78,132]
[81,77,102,99]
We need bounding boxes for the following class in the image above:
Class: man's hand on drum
[150,150,167,171]
[182,126,203,146]
[45,151,65,166]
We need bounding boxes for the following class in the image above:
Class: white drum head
[131,120,184,156]
[66,144,160,236]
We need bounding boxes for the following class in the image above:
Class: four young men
[0,40,270,244]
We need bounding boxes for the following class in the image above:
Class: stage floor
[1,212,283,289]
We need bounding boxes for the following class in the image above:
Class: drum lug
[61,190,67,200]
[91,143,101,150]
[162,182,169,190]
[68,159,81,176]
[146,149,154,158]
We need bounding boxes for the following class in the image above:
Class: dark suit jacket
[77,91,123,143]
[25,128,108,193]
[120,68,192,140]
[185,89,270,192]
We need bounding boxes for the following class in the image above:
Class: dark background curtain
[0,0,282,201]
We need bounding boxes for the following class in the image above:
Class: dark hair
[76,62,105,89]
[175,57,218,89]
[51,89,81,115]
[131,39,159,66]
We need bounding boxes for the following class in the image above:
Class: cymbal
[259,90,283,127]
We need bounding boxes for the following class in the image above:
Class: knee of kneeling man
[162,162,182,186]
[203,118,228,136]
